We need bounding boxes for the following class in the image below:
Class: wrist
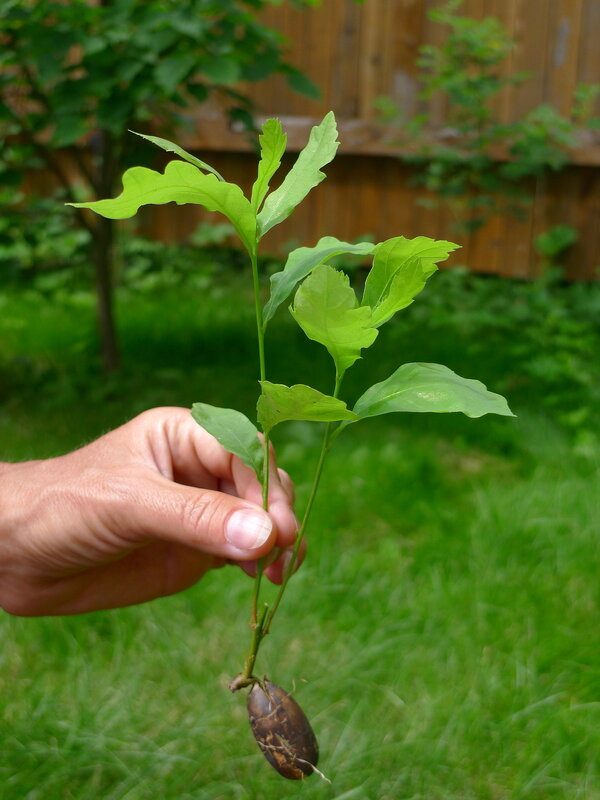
[0,459,45,615]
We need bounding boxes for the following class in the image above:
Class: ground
[1,268,599,799]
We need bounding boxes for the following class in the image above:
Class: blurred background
[1,1,599,798]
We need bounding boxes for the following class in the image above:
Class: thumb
[128,475,277,560]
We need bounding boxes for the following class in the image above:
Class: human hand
[0,407,300,616]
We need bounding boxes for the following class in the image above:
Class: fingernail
[226,509,272,551]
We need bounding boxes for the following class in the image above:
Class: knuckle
[132,407,169,424]
[129,406,187,435]
[180,493,218,538]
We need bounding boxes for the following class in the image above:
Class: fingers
[277,467,295,505]
[223,441,298,548]
[138,408,299,549]
[234,535,306,584]
[128,474,280,561]
[107,408,301,574]
[12,542,225,616]
[221,467,294,512]
[265,536,306,584]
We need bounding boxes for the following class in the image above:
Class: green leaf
[286,68,321,100]
[257,381,358,434]
[201,57,241,86]
[68,161,257,253]
[187,82,209,103]
[363,236,460,326]
[251,118,287,214]
[191,403,264,478]
[263,236,375,327]
[154,52,198,94]
[257,111,339,238]
[129,131,225,181]
[352,363,515,420]
[291,264,378,378]
[51,116,89,147]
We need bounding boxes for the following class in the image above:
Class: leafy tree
[379,0,600,234]
[0,0,319,370]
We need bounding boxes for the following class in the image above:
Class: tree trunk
[91,217,119,372]
[91,127,121,372]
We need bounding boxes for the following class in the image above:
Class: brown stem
[3,102,97,237]
[90,218,118,371]
[91,127,120,372]
[5,36,121,371]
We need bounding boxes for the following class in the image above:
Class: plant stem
[249,246,269,627]
[262,420,333,635]
[250,249,267,386]
[263,373,342,634]
[236,375,343,684]
[240,251,346,683]
[244,603,268,677]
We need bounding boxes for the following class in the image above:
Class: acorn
[247,680,319,780]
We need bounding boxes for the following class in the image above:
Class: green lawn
[1,274,599,799]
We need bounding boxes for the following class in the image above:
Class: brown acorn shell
[247,680,319,780]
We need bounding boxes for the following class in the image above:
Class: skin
[0,407,301,616]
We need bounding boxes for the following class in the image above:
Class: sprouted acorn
[70,112,514,780]
[247,680,319,780]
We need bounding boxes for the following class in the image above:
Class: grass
[1,271,599,799]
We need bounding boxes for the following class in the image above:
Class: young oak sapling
[70,112,513,781]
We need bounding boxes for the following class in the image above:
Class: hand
[0,407,300,616]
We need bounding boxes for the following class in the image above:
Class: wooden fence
[143,0,600,280]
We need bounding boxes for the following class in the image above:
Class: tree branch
[3,103,98,237]
[6,30,97,188]
[16,57,100,194]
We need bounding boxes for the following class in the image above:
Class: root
[296,758,331,783]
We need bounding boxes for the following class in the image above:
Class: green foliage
[263,236,375,327]
[403,266,600,437]
[381,0,600,233]
[0,0,316,153]
[0,215,249,296]
[363,236,459,326]
[191,403,264,478]
[255,111,339,238]
[1,266,598,796]
[534,224,578,267]
[72,112,339,257]
[0,0,322,368]
[72,161,258,252]
[129,132,226,181]
[251,118,287,213]
[257,382,357,434]
[70,111,513,745]
[0,192,90,280]
[291,264,379,379]
[352,362,514,420]
[75,110,513,491]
